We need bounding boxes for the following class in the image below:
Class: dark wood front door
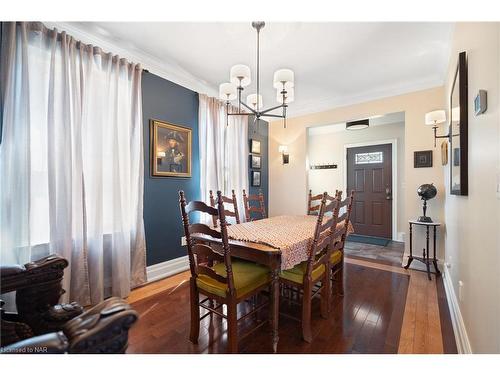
[347,144,392,239]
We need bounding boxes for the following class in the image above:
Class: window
[355,151,383,164]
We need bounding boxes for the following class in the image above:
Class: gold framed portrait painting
[150,119,192,177]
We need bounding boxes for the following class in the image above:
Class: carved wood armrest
[1,255,68,294]
[63,297,138,353]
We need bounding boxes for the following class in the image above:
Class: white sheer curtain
[198,94,248,223]
[0,22,146,307]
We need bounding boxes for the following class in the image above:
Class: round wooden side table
[404,220,441,280]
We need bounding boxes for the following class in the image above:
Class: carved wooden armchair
[1,254,84,346]
[1,255,138,353]
[1,297,138,353]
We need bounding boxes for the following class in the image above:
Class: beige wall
[269,86,446,262]
[443,22,500,353]
[307,121,406,240]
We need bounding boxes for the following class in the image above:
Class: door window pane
[355,151,383,164]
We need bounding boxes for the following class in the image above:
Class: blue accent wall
[141,73,270,266]
[248,118,269,213]
[142,72,200,266]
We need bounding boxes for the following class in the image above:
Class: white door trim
[343,139,398,241]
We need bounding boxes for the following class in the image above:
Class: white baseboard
[146,256,189,283]
[443,267,472,353]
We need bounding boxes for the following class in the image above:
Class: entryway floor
[344,240,404,266]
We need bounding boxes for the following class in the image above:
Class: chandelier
[218,21,295,128]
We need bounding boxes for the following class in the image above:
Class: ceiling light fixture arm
[220,21,293,128]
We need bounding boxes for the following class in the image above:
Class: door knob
[386,187,392,200]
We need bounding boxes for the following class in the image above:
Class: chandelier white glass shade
[230,64,251,87]
[247,94,264,110]
[218,21,295,128]
[273,69,294,89]
[219,82,237,101]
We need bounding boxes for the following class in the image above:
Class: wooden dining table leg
[270,267,280,353]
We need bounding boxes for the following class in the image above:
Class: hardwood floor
[127,252,456,354]
[128,261,410,353]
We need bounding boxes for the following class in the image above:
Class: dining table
[190,214,354,353]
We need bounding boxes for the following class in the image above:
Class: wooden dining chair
[179,190,271,353]
[242,189,266,222]
[209,189,240,227]
[329,190,355,297]
[307,190,323,215]
[279,192,341,342]
[307,189,338,215]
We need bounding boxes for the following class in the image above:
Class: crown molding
[43,22,447,119]
[43,22,218,97]
[285,77,445,119]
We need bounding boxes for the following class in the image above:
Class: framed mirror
[449,51,468,195]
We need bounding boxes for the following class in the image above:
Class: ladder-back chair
[279,192,341,342]
[242,189,266,222]
[308,189,338,215]
[179,190,270,353]
[209,190,240,227]
[329,190,355,297]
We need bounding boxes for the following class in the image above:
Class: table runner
[226,215,354,270]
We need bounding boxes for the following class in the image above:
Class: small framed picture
[251,139,261,154]
[414,150,433,168]
[251,171,261,187]
[250,155,261,169]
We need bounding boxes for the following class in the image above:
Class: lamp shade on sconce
[157,151,166,158]
[247,94,264,110]
[425,110,446,125]
[230,64,251,87]
[273,69,295,89]
[219,83,237,101]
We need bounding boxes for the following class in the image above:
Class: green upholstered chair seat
[279,261,325,284]
[196,260,270,298]
[330,250,342,265]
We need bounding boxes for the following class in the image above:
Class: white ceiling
[308,111,405,135]
[56,22,453,117]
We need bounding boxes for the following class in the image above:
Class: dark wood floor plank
[128,263,409,354]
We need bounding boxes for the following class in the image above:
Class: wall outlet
[181,236,187,246]
[459,280,464,302]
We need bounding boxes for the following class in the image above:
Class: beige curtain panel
[0,22,147,307]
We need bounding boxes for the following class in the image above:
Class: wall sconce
[278,145,289,164]
[425,110,448,147]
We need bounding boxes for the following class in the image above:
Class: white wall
[443,22,500,353]
[269,87,445,263]
[307,121,405,239]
